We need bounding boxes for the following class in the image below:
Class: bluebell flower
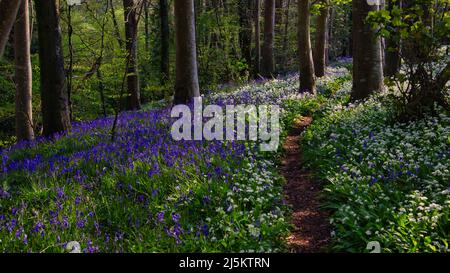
[156,211,165,223]
[32,221,45,233]
[56,187,65,199]
[172,213,181,223]
[62,216,69,229]
[15,228,22,239]
[22,234,28,245]
[202,196,210,205]
[77,218,86,229]
[151,189,159,197]
[201,224,209,237]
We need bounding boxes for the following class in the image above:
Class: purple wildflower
[157,211,165,223]
[172,213,181,223]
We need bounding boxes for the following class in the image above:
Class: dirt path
[281,117,331,253]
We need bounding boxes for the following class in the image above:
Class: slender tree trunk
[174,0,200,104]
[274,0,283,66]
[160,0,170,85]
[313,0,329,77]
[348,8,353,57]
[275,0,283,25]
[281,0,291,67]
[110,0,123,48]
[67,4,74,121]
[351,0,384,101]
[254,0,261,76]
[29,0,34,42]
[327,5,333,62]
[0,0,22,57]
[384,0,401,77]
[35,0,71,136]
[144,0,150,54]
[298,0,316,93]
[97,0,109,118]
[123,0,141,110]
[14,0,34,141]
[238,0,252,74]
[261,0,275,78]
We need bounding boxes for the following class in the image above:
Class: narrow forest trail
[281,116,331,253]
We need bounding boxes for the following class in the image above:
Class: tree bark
[144,0,150,54]
[275,0,283,25]
[351,0,384,101]
[313,0,329,78]
[281,0,291,67]
[274,0,283,66]
[261,0,275,78]
[110,0,123,48]
[0,0,22,57]
[327,5,333,62]
[35,0,71,136]
[67,4,74,121]
[384,0,401,77]
[238,0,252,73]
[298,0,316,93]
[254,0,261,76]
[160,0,170,85]
[347,8,353,57]
[14,0,34,141]
[123,0,141,110]
[174,0,200,104]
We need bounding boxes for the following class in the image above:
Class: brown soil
[281,116,331,253]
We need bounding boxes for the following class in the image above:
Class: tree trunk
[67,4,74,121]
[110,0,123,48]
[174,0,200,104]
[347,8,353,57]
[298,0,316,93]
[14,0,34,141]
[281,0,291,67]
[384,0,401,77]
[0,0,22,57]
[254,0,261,76]
[123,0,141,110]
[261,0,275,78]
[351,0,384,101]
[274,0,283,66]
[327,5,333,62]
[144,0,150,54]
[160,0,170,85]
[275,0,283,25]
[313,0,329,78]
[238,0,252,74]
[35,0,71,136]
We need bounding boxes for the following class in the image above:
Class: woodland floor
[282,116,331,253]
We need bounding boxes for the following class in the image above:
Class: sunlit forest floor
[1,60,449,253]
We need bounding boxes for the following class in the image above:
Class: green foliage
[302,76,450,252]
[367,0,450,120]
[327,2,353,60]
[0,60,14,104]
[282,96,325,130]
[196,8,249,88]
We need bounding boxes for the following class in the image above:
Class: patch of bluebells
[0,67,351,253]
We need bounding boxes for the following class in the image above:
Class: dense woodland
[2,0,358,142]
[0,0,449,253]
